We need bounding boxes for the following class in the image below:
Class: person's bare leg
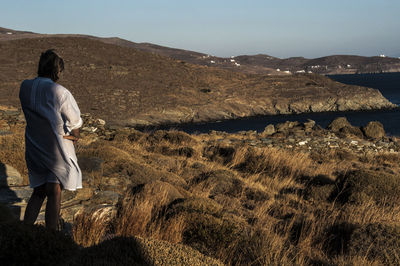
[24,184,46,224]
[45,182,62,230]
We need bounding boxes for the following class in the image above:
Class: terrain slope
[0,33,395,126]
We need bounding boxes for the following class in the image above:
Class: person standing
[20,49,83,230]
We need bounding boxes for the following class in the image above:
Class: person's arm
[60,89,83,144]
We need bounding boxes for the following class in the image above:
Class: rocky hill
[0,28,396,127]
[2,27,400,75]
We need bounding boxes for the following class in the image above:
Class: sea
[160,72,400,136]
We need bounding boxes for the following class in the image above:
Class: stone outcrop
[362,121,386,139]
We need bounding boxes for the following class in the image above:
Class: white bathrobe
[19,77,83,191]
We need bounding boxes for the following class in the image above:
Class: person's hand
[63,129,80,145]
[63,135,79,145]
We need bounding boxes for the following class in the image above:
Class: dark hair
[37,49,64,82]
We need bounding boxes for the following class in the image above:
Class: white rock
[96,119,106,126]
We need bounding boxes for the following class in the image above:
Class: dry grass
[73,207,115,247]
[4,125,400,265]
[0,126,28,183]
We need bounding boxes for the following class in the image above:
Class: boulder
[362,121,385,139]
[327,117,352,132]
[0,164,24,187]
[338,126,364,138]
[262,124,276,136]
[303,119,315,129]
[276,121,299,133]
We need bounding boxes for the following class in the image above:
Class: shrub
[348,223,400,265]
[319,222,358,256]
[331,170,400,206]
[203,144,236,165]
[190,169,243,198]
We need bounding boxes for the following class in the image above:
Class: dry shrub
[339,199,400,228]
[348,223,400,265]
[0,131,28,183]
[114,182,186,244]
[153,145,196,158]
[190,169,244,198]
[309,148,359,168]
[78,141,136,164]
[162,197,247,261]
[203,144,236,165]
[73,207,115,247]
[145,130,196,146]
[230,146,313,180]
[78,141,182,187]
[332,169,400,206]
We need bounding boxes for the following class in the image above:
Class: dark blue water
[159,73,400,135]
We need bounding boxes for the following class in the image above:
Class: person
[19,49,83,230]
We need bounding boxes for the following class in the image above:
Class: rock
[262,124,275,136]
[338,126,364,138]
[0,164,24,187]
[82,126,98,133]
[0,186,32,204]
[96,119,106,126]
[276,121,299,133]
[303,119,316,129]
[62,187,95,203]
[327,117,352,132]
[86,191,120,206]
[0,186,33,219]
[362,121,385,139]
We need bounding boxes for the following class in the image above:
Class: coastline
[130,106,400,134]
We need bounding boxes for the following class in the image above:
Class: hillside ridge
[1,26,399,75]
[0,29,396,127]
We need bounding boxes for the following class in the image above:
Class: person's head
[37,49,64,82]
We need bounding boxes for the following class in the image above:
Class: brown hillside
[0,37,395,126]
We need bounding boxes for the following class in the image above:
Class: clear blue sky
[1,0,399,58]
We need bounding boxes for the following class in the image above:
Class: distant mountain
[2,27,399,75]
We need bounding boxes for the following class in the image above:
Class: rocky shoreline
[122,87,396,127]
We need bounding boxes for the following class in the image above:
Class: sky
[1,0,399,59]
